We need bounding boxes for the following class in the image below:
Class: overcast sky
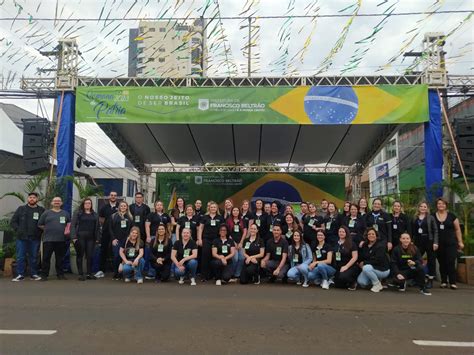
[1,0,473,168]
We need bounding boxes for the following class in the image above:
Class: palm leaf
[24,172,48,199]
[0,192,25,203]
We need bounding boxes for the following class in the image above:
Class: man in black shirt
[98,191,119,274]
[261,224,289,282]
[129,192,150,240]
[10,192,45,281]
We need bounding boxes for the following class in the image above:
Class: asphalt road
[1,277,473,354]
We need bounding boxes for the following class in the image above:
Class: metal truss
[151,165,351,174]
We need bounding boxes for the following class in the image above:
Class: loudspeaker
[21,118,51,174]
[457,136,473,149]
[23,135,48,147]
[23,120,50,135]
[456,121,473,137]
[24,157,49,174]
[459,149,474,163]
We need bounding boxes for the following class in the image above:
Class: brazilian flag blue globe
[304,86,359,124]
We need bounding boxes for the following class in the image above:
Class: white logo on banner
[195,176,203,185]
[198,99,209,111]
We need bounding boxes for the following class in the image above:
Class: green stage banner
[76,85,429,125]
[157,172,345,211]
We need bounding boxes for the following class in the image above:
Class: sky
[0,0,473,168]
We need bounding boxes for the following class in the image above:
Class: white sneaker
[94,271,105,278]
[124,278,131,283]
[12,275,24,282]
[296,281,302,285]
[30,275,42,281]
[370,282,384,293]
[190,278,196,286]
[216,280,222,286]
[178,277,185,285]
[302,281,309,288]
[321,280,330,290]
[328,279,334,285]
[137,278,143,284]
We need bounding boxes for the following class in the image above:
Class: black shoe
[112,273,120,280]
[426,278,433,289]
[281,276,288,284]
[420,287,432,296]
[348,282,357,291]
[78,275,86,281]
[57,275,67,280]
[86,274,97,280]
[398,280,407,292]
[268,276,276,283]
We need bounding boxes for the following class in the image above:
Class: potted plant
[2,241,16,277]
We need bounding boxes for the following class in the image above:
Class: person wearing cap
[10,192,45,281]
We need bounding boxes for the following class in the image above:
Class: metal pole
[248,17,252,77]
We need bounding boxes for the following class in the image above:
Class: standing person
[390,201,411,248]
[357,228,390,292]
[253,199,268,235]
[119,227,144,284]
[150,224,172,282]
[240,224,265,285]
[171,228,198,286]
[265,202,284,243]
[302,203,325,250]
[37,197,70,281]
[170,197,186,243]
[358,198,369,216]
[281,214,299,244]
[222,199,234,220]
[109,201,133,279]
[333,226,359,290]
[342,202,351,217]
[129,192,151,242]
[197,201,225,281]
[176,205,199,241]
[261,225,289,283]
[284,205,299,224]
[412,201,438,288]
[324,202,343,247]
[319,199,329,217]
[298,202,309,222]
[70,198,100,281]
[226,207,247,281]
[306,231,335,290]
[241,200,254,229]
[364,198,392,250]
[434,198,464,289]
[194,200,204,217]
[287,230,312,287]
[263,202,272,215]
[391,233,431,295]
[342,204,366,247]
[145,200,171,278]
[10,192,44,282]
[211,224,236,286]
[98,191,119,276]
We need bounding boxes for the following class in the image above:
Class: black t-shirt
[77,212,97,237]
[314,242,332,262]
[212,237,236,257]
[110,213,133,242]
[200,214,225,240]
[151,239,172,261]
[99,202,118,235]
[390,213,411,245]
[123,239,143,260]
[228,218,245,244]
[265,214,284,237]
[323,214,342,240]
[265,237,289,262]
[243,237,264,257]
[173,239,198,261]
[146,212,171,237]
[434,212,457,246]
[177,215,200,240]
[241,211,254,229]
[129,203,150,231]
[281,223,296,243]
[302,214,324,244]
[343,215,366,245]
[365,211,392,243]
[333,240,357,269]
[25,205,43,237]
[413,217,429,238]
[253,212,268,234]
[291,245,303,265]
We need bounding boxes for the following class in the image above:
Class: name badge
[245,242,251,250]
[335,252,341,261]
[185,221,191,229]
[418,228,423,234]
[210,219,216,226]
[134,215,140,223]
[308,219,315,227]
[157,244,164,252]
[222,245,228,254]
[316,249,322,258]
[276,246,282,256]
[256,219,261,227]
[293,255,299,263]
[326,221,331,230]
[127,248,135,258]
[269,225,273,232]
[234,225,240,233]
[121,220,127,228]
[60,216,66,224]
[33,212,39,220]
[183,249,190,257]
[372,224,378,232]
[348,220,355,228]
[440,224,445,230]
[393,224,398,230]
[285,231,292,239]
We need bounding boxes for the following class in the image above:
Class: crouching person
[171,228,198,286]
[211,224,236,286]
[261,225,289,283]
[287,230,312,287]
[119,227,144,284]
[307,231,336,290]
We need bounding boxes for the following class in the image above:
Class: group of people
[10,191,464,295]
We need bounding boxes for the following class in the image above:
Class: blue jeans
[357,264,390,287]
[15,239,40,276]
[122,258,145,280]
[143,244,156,277]
[232,248,245,277]
[307,263,336,283]
[287,264,309,282]
[172,259,198,279]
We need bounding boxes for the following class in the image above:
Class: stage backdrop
[156,172,345,211]
[76,85,428,125]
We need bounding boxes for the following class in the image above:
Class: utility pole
[247,16,252,77]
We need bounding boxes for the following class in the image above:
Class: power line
[0,10,472,22]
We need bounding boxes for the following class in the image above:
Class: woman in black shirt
[150,224,172,282]
[176,205,200,241]
[364,198,392,250]
[281,213,299,244]
[306,230,335,290]
[71,198,100,281]
[390,201,411,248]
[253,199,267,235]
[333,226,359,290]
[240,224,265,285]
[119,227,145,284]
[171,228,198,286]
[240,200,254,229]
[324,202,343,247]
[226,207,247,280]
[211,224,236,286]
[434,198,463,289]
[110,201,133,279]
[343,203,366,247]
[302,203,325,250]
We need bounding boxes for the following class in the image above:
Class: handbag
[64,222,71,236]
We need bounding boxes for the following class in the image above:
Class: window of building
[137,68,143,74]
[159,27,166,32]
[148,58,155,62]
[385,139,397,160]
[159,58,165,63]
[149,27,155,32]
[372,151,382,166]
[137,58,143,64]
[127,179,137,197]
[137,48,144,54]
[385,176,398,195]
[159,48,165,52]
[371,179,383,197]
